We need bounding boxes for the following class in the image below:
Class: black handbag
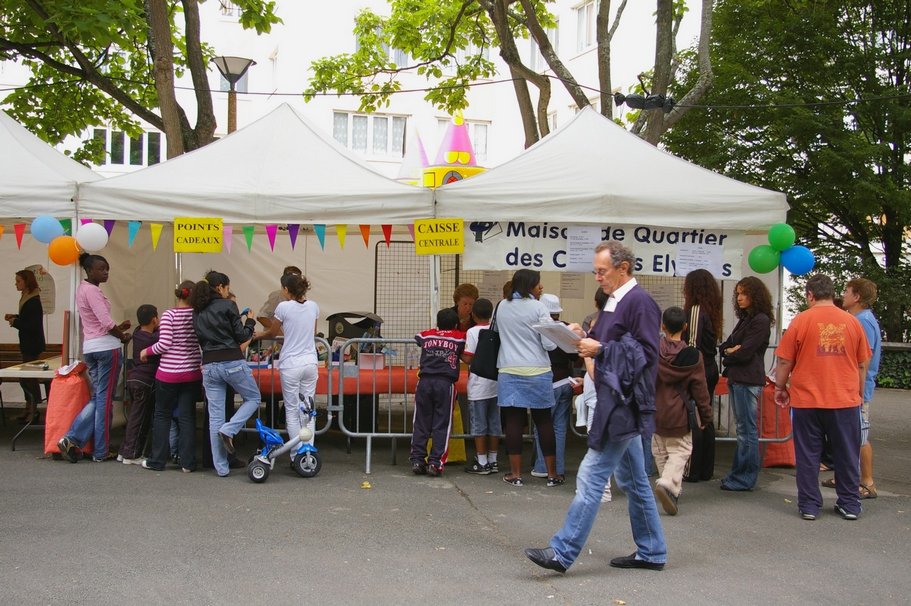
[469,302,500,381]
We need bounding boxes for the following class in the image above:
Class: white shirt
[273,299,319,369]
[464,324,498,401]
[603,278,638,313]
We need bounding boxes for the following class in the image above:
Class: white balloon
[75,222,109,252]
[298,426,314,443]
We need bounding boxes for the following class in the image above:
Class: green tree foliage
[663,0,911,340]
[0,0,279,162]
[305,0,714,149]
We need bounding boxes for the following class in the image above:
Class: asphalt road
[1,390,908,605]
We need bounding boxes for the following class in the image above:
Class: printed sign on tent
[173,217,223,253]
[414,218,464,255]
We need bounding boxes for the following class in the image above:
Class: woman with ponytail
[57,253,132,463]
[190,271,260,477]
[254,273,319,457]
[140,281,202,472]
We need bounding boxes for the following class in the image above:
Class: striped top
[144,306,202,383]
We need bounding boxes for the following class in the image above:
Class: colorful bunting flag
[103,219,115,236]
[59,218,72,235]
[0,224,4,240]
[265,224,278,251]
[314,224,326,250]
[80,218,92,225]
[359,225,371,247]
[382,225,392,247]
[287,224,300,250]
[407,224,415,241]
[150,223,163,250]
[242,225,255,252]
[224,226,233,254]
[336,225,347,249]
[127,221,141,248]
[14,223,25,249]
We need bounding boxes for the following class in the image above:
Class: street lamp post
[212,56,256,133]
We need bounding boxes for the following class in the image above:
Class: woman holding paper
[5,269,45,424]
[496,269,560,487]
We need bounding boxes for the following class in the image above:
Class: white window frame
[575,0,599,53]
[530,24,559,72]
[333,111,407,158]
[436,118,489,163]
[92,128,164,167]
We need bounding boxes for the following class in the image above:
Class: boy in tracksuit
[411,308,465,477]
[653,306,713,516]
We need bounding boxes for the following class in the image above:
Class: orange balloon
[48,235,81,266]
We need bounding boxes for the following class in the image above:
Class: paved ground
[0,390,908,605]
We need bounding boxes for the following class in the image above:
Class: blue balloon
[781,245,815,275]
[30,215,64,244]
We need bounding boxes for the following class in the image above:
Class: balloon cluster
[30,216,109,265]
[748,223,815,275]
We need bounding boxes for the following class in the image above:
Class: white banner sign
[463,222,743,279]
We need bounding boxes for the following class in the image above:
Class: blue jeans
[67,348,122,460]
[202,360,262,476]
[723,382,761,490]
[533,383,572,476]
[549,436,667,569]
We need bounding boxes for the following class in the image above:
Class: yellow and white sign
[173,217,223,253]
[413,218,464,255]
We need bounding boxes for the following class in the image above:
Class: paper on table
[532,322,581,354]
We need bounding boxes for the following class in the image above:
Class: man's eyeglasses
[592,269,609,277]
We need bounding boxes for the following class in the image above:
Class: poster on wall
[173,217,223,253]
[463,222,742,279]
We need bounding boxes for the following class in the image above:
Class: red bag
[759,380,795,468]
[44,364,93,457]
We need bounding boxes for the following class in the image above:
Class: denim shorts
[469,397,502,435]
[497,371,555,409]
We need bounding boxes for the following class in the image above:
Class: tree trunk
[488,0,539,147]
[145,0,185,158]
[182,0,216,150]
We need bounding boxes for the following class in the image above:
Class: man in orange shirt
[774,274,870,521]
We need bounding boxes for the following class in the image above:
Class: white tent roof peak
[78,103,432,224]
[434,106,788,231]
[0,110,100,218]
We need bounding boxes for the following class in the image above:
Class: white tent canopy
[434,106,788,229]
[0,110,99,218]
[78,103,433,224]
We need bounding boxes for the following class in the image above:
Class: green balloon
[748,245,780,274]
[768,223,796,251]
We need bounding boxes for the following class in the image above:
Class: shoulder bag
[469,301,501,381]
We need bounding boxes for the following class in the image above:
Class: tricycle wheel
[248,461,270,483]
[292,451,321,478]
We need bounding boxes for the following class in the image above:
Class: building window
[530,25,559,72]
[576,1,599,52]
[110,131,125,165]
[356,28,410,68]
[218,1,241,17]
[219,72,248,93]
[333,111,407,158]
[547,112,558,133]
[90,129,163,167]
[436,118,489,163]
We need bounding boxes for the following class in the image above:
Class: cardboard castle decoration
[422,113,486,188]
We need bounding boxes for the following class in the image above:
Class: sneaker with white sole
[57,436,79,463]
[601,486,613,503]
[465,459,493,475]
[488,461,499,473]
[834,504,859,520]
[121,456,146,466]
[530,470,548,478]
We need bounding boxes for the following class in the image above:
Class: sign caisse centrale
[413,218,464,255]
[173,217,223,253]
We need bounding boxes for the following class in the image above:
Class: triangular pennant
[243,225,255,252]
[382,225,392,247]
[0,224,4,240]
[103,219,116,237]
[265,224,278,251]
[359,225,371,247]
[314,224,326,250]
[223,226,233,254]
[150,223,163,250]
[80,218,92,225]
[336,225,347,249]
[59,218,72,235]
[14,223,26,248]
[407,224,415,241]
[127,221,141,248]
[287,224,300,250]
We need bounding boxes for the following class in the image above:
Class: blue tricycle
[247,402,321,483]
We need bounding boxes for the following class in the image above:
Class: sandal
[546,476,565,488]
[821,478,836,488]
[859,483,878,499]
[819,463,833,472]
[503,474,524,487]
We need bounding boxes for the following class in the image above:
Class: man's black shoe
[219,432,235,455]
[524,547,566,573]
[412,462,427,475]
[609,553,665,571]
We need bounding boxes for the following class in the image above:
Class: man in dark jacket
[525,240,667,574]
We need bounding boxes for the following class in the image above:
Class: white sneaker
[116,454,124,463]
[530,470,548,478]
[121,456,146,466]
[601,486,612,503]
